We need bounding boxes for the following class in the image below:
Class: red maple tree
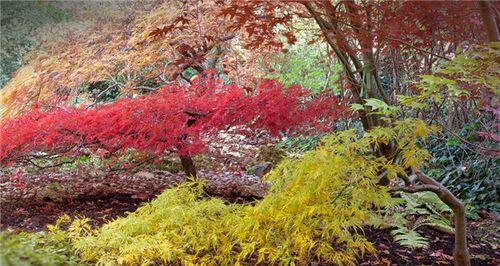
[0,74,347,177]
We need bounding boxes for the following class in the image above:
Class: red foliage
[0,77,347,165]
[216,1,483,52]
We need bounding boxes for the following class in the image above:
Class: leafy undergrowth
[0,228,81,266]
[3,209,498,266]
[3,124,407,265]
[426,129,500,213]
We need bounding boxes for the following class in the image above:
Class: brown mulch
[0,192,151,231]
[0,169,269,231]
[361,226,499,266]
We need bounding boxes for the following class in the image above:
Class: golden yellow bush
[65,119,431,265]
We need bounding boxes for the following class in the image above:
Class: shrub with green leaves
[277,134,322,154]
[0,220,82,266]
[426,130,499,213]
[265,19,342,95]
[395,44,499,213]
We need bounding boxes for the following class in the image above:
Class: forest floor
[1,170,499,265]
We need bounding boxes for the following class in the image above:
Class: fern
[383,191,454,249]
[391,228,429,249]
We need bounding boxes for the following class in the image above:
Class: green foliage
[350,98,399,123]
[75,81,121,104]
[266,19,342,94]
[0,1,68,88]
[277,134,322,154]
[391,228,429,249]
[440,43,500,94]
[0,217,82,266]
[426,130,499,212]
[395,44,499,213]
[398,43,499,110]
[399,191,452,216]
[374,191,454,249]
[397,75,467,110]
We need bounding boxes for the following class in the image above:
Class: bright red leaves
[0,77,347,165]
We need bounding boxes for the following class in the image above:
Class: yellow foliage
[58,119,431,265]
[0,66,40,118]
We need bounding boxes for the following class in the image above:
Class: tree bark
[478,1,500,42]
[302,2,371,131]
[304,2,470,265]
[414,171,471,266]
[178,117,199,178]
[180,154,197,178]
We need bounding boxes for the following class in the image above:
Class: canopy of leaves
[0,76,346,166]
[0,0,271,119]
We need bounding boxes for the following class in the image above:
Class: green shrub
[426,129,499,213]
[385,192,454,249]
[0,219,83,266]
[277,134,322,154]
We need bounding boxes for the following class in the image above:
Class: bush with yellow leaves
[56,119,432,265]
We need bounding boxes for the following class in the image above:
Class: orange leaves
[148,15,191,39]
[1,1,273,120]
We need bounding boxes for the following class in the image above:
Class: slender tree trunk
[303,3,471,264]
[478,1,500,42]
[178,117,198,178]
[180,154,197,178]
[171,43,226,179]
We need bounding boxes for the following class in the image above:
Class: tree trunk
[178,117,199,178]
[478,1,500,42]
[304,2,470,265]
[415,172,471,266]
[180,154,197,178]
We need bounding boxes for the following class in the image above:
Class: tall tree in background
[478,1,499,42]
